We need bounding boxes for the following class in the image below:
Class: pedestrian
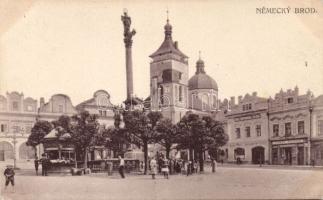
[34,156,39,176]
[4,165,15,192]
[211,159,217,173]
[161,156,169,179]
[118,155,125,178]
[193,160,198,173]
[186,161,192,176]
[41,154,48,176]
[150,157,157,179]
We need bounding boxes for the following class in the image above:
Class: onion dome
[188,57,218,91]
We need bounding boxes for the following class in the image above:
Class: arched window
[0,141,13,161]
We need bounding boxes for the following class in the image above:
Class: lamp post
[12,131,17,169]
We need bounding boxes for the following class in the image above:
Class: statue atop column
[121,9,136,107]
[121,9,136,48]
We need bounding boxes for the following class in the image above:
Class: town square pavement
[0,165,323,200]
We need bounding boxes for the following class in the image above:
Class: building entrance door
[252,146,265,164]
[284,147,292,165]
[297,147,304,165]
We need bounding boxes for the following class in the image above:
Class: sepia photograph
[0,0,322,199]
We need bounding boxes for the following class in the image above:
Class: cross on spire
[166,7,169,22]
[199,51,201,60]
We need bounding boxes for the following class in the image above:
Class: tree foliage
[70,111,103,168]
[176,113,228,171]
[27,120,52,147]
[122,110,163,174]
[103,127,129,157]
[155,118,179,159]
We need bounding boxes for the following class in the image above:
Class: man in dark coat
[34,156,39,175]
[41,154,49,176]
[4,165,15,192]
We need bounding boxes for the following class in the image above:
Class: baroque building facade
[225,92,269,164]
[0,90,115,162]
[0,92,38,161]
[268,87,312,165]
[309,95,323,165]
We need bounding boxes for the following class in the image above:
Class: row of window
[0,124,32,134]
[272,121,304,137]
[235,125,262,139]
[240,97,294,112]
[242,103,252,111]
[0,101,35,112]
[99,110,108,117]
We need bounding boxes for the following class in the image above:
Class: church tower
[149,16,188,123]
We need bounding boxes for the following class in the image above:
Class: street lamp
[12,130,17,169]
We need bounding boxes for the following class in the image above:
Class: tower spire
[166,8,169,22]
[164,8,172,40]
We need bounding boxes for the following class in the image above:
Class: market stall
[42,128,75,174]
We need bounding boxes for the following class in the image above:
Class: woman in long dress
[150,157,158,179]
[161,156,169,179]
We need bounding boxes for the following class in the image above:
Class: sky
[0,0,322,106]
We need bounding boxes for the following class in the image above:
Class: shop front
[271,138,309,165]
[310,139,323,166]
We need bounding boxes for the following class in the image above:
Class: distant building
[76,90,115,160]
[225,92,269,164]
[0,90,116,162]
[310,95,323,165]
[268,87,312,165]
[38,94,78,122]
[76,90,115,128]
[0,92,38,161]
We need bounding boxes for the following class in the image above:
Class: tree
[176,113,199,163]
[122,110,162,174]
[27,120,52,155]
[177,113,228,172]
[52,115,72,133]
[70,111,103,169]
[155,118,179,159]
[103,127,130,157]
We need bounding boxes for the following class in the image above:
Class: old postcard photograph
[0,0,322,199]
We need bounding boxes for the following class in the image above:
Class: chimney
[252,92,257,97]
[174,41,178,49]
[40,97,45,108]
[230,96,235,106]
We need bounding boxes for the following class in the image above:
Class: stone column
[121,11,136,102]
[125,47,133,100]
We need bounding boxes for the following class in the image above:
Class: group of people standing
[149,155,170,179]
[34,154,50,176]
[148,155,211,179]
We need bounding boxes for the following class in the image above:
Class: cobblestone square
[1,166,323,200]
